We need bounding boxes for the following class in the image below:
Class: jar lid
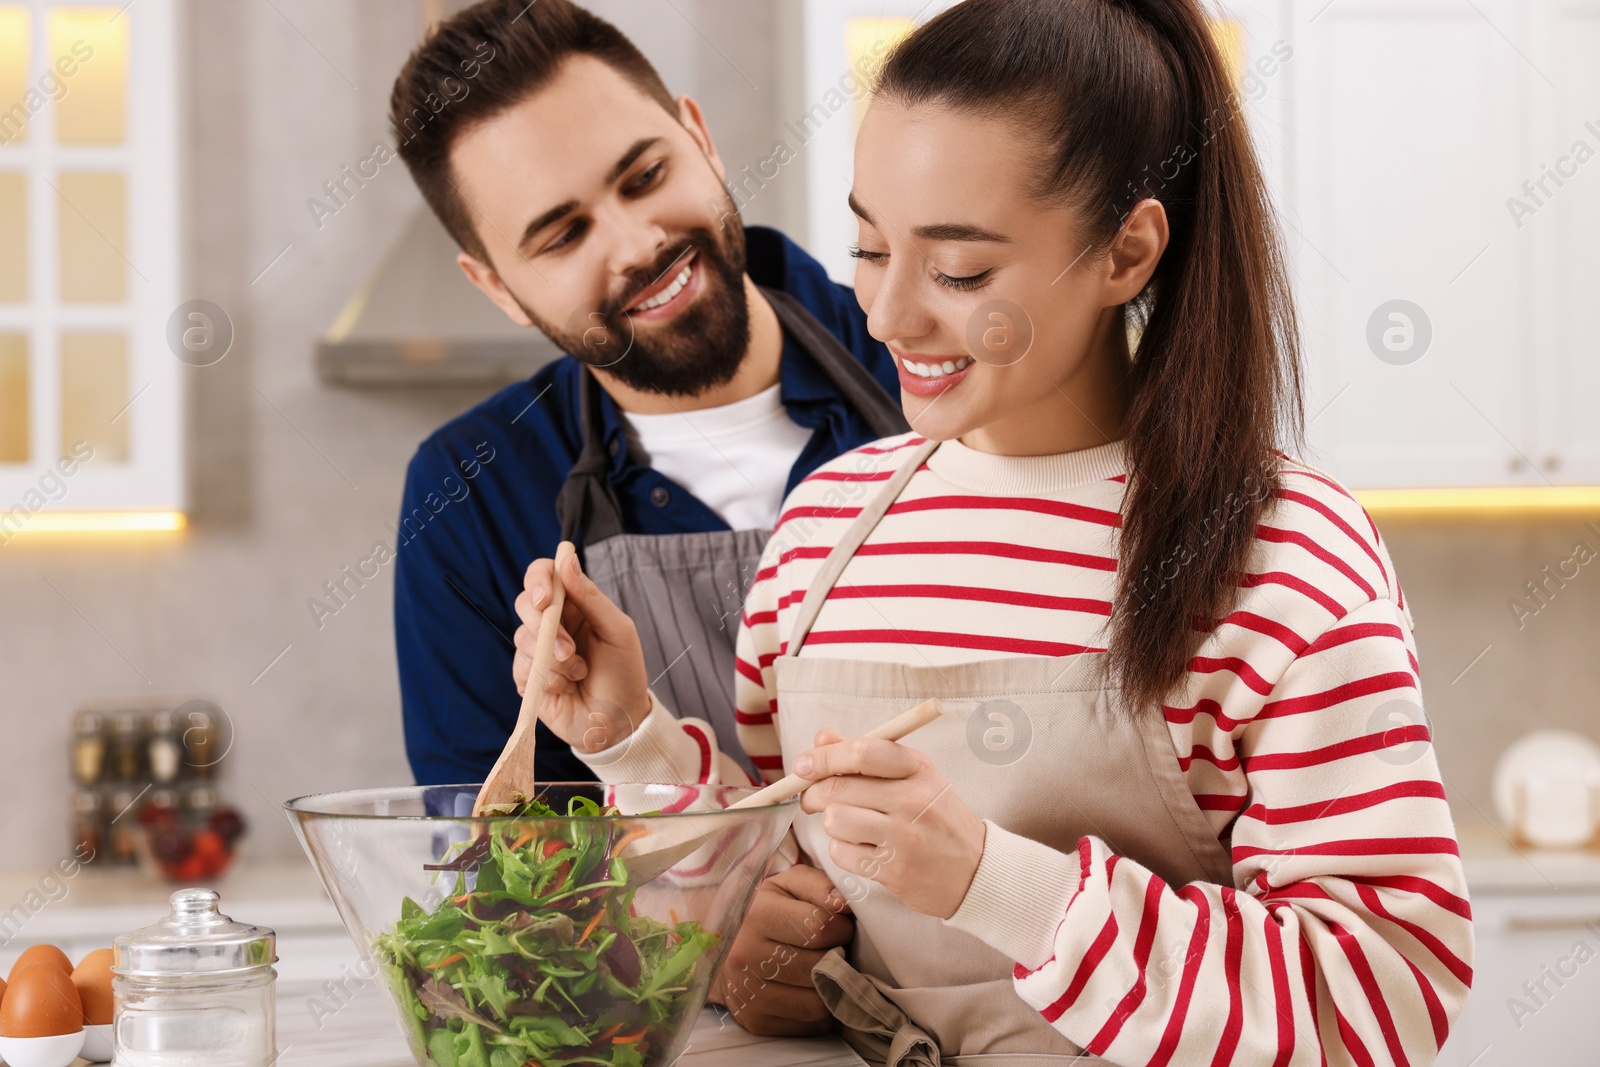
[113,889,277,977]
[111,710,145,734]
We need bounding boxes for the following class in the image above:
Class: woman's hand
[795,727,987,920]
[512,550,650,755]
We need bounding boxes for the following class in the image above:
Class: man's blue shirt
[396,226,897,786]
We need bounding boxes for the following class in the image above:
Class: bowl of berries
[134,793,248,882]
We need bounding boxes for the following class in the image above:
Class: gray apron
[773,438,1236,1066]
[555,288,907,779]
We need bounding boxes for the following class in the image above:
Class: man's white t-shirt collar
[621,383,814,532]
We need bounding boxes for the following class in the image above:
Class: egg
[8,946,71,982]
[70,950,114,1027]
[0,964,83,1038]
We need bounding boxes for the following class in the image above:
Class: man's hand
[512,550,651,754]
[708,863,854,1036]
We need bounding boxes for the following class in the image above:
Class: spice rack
[69,700,246,875]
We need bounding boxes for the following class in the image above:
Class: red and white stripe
[585,432,1472,1066]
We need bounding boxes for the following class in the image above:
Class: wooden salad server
[615,698,946,886]
[474,540,576,817]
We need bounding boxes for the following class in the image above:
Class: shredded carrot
[452,894,474,905]
[611,826,650,856]
[597,1022,624,1041]
[578,909,605,944]
[426,953,465,970]
[510,829,537,850]
[669,907,680,927]
[613,1028,648,1044]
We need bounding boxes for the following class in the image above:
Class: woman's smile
[893,345,977,397]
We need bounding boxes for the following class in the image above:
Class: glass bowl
[283,783,797,1067]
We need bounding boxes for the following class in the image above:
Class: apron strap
[786,437,940,655]
[760,287,910,440]
[554,367,625,551]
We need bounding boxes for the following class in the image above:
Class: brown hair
[878,0,1304,712]
[390,0,677,263]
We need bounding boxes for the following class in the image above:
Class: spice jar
[146,711,183,785]
[72,709,108,785]
[176,702,223,778]
[109,711,147,783]
[71,789,105,862]
[180,783,217,821]
[112,889,277,1067]
[107,788,142,866]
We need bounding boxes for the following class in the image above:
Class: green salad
[374,794,721,1067]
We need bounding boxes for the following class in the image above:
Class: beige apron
[772,438,1235,1067]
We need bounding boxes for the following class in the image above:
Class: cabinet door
[1288,0,1531,488]
[1439,893,1600,1066]
[1527,2,1600,484]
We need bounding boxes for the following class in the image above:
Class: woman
[512,0,1472,1062]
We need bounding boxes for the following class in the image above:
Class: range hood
[316,207,561,385]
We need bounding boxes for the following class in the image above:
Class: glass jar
[146,710,183,785]
[177,701,224,778]
[180,784,217,821]
[71,788,105,861]
[112,889,277,1067]
[109,710,147,783]
[72,709,108,785]
[107,788,142,866]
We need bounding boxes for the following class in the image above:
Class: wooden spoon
[614,698,945,886]
[474,540,577,817]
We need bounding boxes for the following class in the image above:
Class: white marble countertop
[273,979,867,1067]
[1456,819,1600,894]
[0,861,341,941]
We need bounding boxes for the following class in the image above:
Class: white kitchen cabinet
[1526,1,1600,484]
[1284,0,1539,489]
[1437,892,1600,1067]
[1111,0,1596,490]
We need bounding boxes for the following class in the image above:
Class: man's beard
[518,198,751,398]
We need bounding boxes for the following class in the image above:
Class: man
[388,0,903,1036]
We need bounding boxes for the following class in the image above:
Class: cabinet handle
[1505,914,1600,932]
[1508,456,1527,472]
[1543,455,1561,472]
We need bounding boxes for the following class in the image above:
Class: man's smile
[623,250,701,321]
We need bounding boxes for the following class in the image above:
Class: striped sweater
[579,432,1472,1067]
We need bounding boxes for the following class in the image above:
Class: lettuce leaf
[373,794,720,1067]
